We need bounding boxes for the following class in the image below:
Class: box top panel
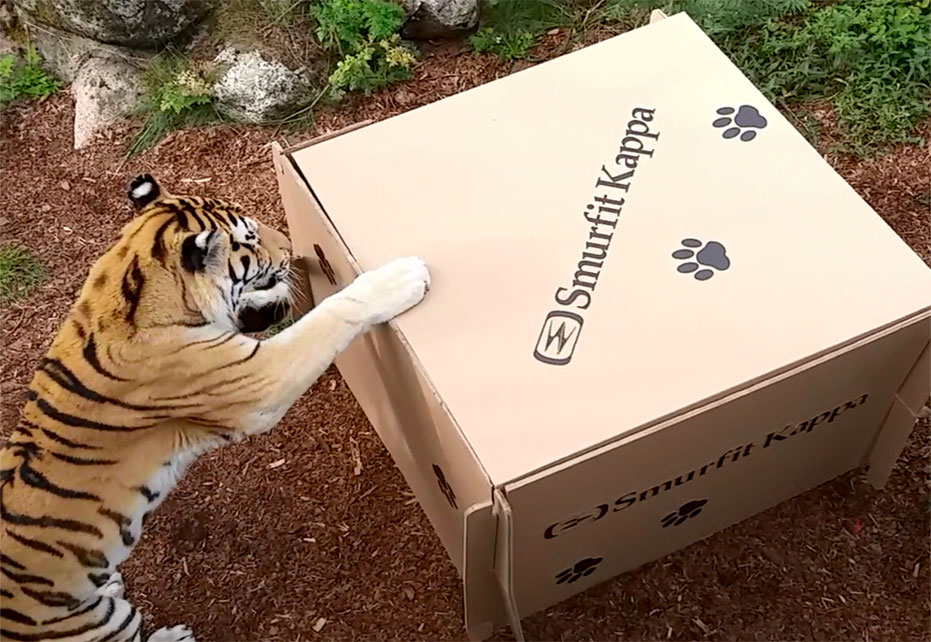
[291,13,931,485]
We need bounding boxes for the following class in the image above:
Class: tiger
[0,174,430,641]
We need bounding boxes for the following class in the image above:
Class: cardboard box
[272,12,931,640]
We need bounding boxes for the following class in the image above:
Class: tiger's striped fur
[0,175,430,641]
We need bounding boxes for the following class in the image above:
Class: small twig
[6,307,27,338]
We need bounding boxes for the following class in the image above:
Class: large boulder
[9,17,148,149]
[400,0,478,39]
[212,48,315,124]
[24,21,143,83]
[12,0,212,48]
[72,55,144,148]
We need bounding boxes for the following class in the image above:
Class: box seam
[505,310,931,488]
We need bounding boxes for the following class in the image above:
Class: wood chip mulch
[1,34,929,642]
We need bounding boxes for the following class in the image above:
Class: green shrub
[311,0,415,97]
[128,55,217,156]
[468,0,573,60]
[327,34,416,96]
[469,25,537,60]
[714,0,930,154]
[0,47,60,109]
[604,0,930,155]
[312,0,406,52]
[669,0,811,35]
[0,243,46,303]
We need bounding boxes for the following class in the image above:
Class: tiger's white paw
[345,256,430,326]
[97,572,124,598]
[148,624,195,642]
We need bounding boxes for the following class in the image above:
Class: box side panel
[492,490,525,642]
[895,335,931,413]
[866,398,921,490]
[274,147,492,572]
[463,501,506,640]
[288,256,316,313]
[867,336,930,488]
[279,120,373,155]
[500,319,928,617]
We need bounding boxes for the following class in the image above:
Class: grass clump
[311,0,416,98]
[604,0,930,155]
[469,0,575,60]
[470,25,537,60]
[0,46,59,109]
[211,0,322,67]
[128,54,218,156]
[0,243,46,303]
[737,0,931,155]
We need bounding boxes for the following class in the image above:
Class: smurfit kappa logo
[533,311,584,366]
[532,106,661,366]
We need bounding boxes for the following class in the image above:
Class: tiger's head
[95,174,294,334]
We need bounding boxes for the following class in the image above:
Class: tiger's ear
[181,230,228,273]
[128,174,161,210]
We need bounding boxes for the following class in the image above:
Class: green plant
[469,25,537,60]
[600,0,657,30]
[312,0,405,52]
[128,55,218,156]
[670,0,811,36]
[0,47,59,109]
[328,34,416,96]
[720,0,930,155]
[0,243,46,303]
[787,107,823,148]
[311,0,415,98]
[468,0,575,61]
[604,0,930,155]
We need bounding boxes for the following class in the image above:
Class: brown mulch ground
[2,33,930,642]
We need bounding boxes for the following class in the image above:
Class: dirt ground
[2,34,930,642]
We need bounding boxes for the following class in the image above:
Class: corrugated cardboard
[273,11,931,640]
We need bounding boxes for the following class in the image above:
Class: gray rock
[22,20,146,83]
[400,0,477,39]
[72,55,144,148]
[1,0,16,32]
[13,0,211,48]
[0,34,17,55]
[212,48,313,124]
[12,14,149,148]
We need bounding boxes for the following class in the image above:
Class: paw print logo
[432,464,457,509]
[672,238,730,281]
[661,499,708,528]
[713,105,767,142]
[556,556,603,585]
[313,243,337,286]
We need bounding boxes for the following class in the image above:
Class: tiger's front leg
[233,256,430,435]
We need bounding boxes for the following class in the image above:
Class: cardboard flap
[289,256,316,312]
[492,489,525,642]
[271,141,363,279]
[278,120,374,155]
[464,500,506,641]
[867,397,919,490]
[867,338,931,489]
[895,339,930,415]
